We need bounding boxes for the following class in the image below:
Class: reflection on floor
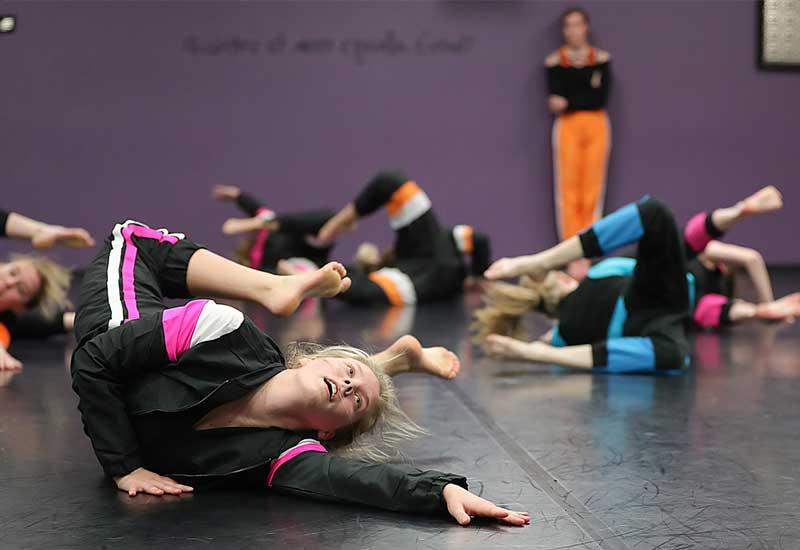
[1,270,798,549]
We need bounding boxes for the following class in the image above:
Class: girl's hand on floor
[0,347,22,371]
[443,484,529,526]
[115,467,194,497]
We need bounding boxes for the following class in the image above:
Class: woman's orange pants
[552,110,612,240]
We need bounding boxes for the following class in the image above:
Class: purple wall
[2,1,799,268]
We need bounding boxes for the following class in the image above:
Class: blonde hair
[471,272,563,344]
[285,342,427,462]
[9,254,72,318]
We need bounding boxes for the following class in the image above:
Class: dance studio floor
[2,270,799,550]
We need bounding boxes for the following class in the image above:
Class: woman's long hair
[285,343,426,462]
[471,272,564,344]
[9,254,72,317]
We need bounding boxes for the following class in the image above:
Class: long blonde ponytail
[471,272,563,343]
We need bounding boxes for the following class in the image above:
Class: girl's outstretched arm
[1,209,95,248]
[484,336,593,369]
[484,236,584,281]
[265,444,529,525]
[485,332,687,374]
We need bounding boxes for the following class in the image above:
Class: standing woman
[546,7,612,278]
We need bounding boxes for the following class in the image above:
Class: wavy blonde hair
[285,342,426,462]
[9,254,72,318]
[471,272,563,344]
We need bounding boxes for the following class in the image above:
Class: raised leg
[186,249,350,317]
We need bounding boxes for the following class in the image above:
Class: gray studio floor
[1,270,799,550]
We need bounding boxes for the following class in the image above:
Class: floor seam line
[445,380,632,550]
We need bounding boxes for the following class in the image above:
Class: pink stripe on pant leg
[121,226,141,321]
[694,294,728,328]
[248,207,273,269]
[120,223,181,323]
[684,213,714,254]
[161,300,209,362]
[249,229,269,268]
[129,225,179,244]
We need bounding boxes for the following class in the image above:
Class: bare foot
[261,262,351,316]
[756,293,800,323]
[741,186,783,215]
[389,335,461,379]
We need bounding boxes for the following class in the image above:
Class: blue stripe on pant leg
[591,202,644,255]
[551,325,566,347]
[587,257,637,279]
[606,297,628,339]
[595,337,655,373]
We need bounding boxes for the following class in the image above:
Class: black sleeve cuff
[429,474,469,515]
[470,232,491,276]
[105,456,144,480]
[591,342,607,367]
[0,209,9,237]
[719,300,734,326]
[579,229,603,259]
[235,192,264,217]
[8,311,68,338]
[704,210,725,239]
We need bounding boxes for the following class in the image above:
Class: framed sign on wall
[758,0,800,70]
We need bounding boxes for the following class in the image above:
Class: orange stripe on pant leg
[386,181,421,217]
[378,306,404,338]
[368,273,404,306]
[454,225,474,254]
[555,113,584,240]
[0,322,10,349]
